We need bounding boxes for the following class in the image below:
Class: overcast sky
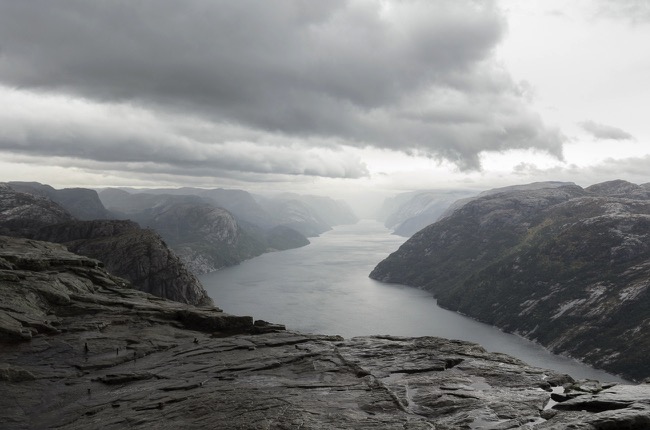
[0,0,648,206]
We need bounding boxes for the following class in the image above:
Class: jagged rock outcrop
[0,183,74,237]
[35,220,213,306]
[8,181,112,220]
[0,185,212,306]
[2,235,649,429]
[0,235,249,342]
[371,180,650,381]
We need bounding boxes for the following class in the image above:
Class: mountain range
[98,187,357,273]
[377,189,476,236]
[0,183,211,306]
[371,180,650,382]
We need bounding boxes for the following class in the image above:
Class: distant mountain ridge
[121,187,359,235]
[378,189,476,236]
[98,187,357,272]
[97,188,312,273]
[8,181,113,220]
[371,180,650,381]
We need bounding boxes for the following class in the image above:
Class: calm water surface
[201,220,627,383]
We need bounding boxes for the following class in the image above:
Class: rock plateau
[2,235,650,429]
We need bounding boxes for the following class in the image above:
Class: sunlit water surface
[201,220,628,383]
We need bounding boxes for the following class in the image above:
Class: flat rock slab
[4,328,650,429]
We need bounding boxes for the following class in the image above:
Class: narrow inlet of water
[200,220,628,383]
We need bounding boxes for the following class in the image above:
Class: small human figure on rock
[84,342,89,354]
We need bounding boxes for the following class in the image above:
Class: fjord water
[200,220,627,383]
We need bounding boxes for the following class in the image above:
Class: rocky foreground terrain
[2,235,650,429]
[371,180,650,382]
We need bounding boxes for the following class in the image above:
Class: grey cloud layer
[0,88,367,179]
[0,0,563,176]
[596,0,650,23]
[580,120,635,141]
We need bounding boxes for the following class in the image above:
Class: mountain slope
[257,196,333,237]
[370,180,650,381]
[8,181,112,220]
[141,201,268,274]
[379,190,475,237]
[98,189,308,273]
[0,184,212,306]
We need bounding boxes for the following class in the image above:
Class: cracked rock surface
[2,235,650,429]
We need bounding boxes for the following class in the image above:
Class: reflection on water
[200,220,628,383]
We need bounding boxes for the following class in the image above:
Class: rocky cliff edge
[2,235,650,429]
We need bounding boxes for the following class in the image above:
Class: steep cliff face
[0,235,249,343]
[8,181,112,220]
[0,184,212,306]
[35,220,213,306]
[3,235,650,430]
[371,181,650,381]
[99,189,309,273]
[143,202,269,274]
[0,184,74,236]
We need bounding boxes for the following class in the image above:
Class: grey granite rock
[0,184,213,306]
[0,183,74,237]
[371,180,650,381]
[35,220,214,306]
[2,235,649,429]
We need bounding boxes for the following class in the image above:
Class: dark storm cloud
[0,88,368,179]
[580,120,635,141]
[0,0,563,174]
